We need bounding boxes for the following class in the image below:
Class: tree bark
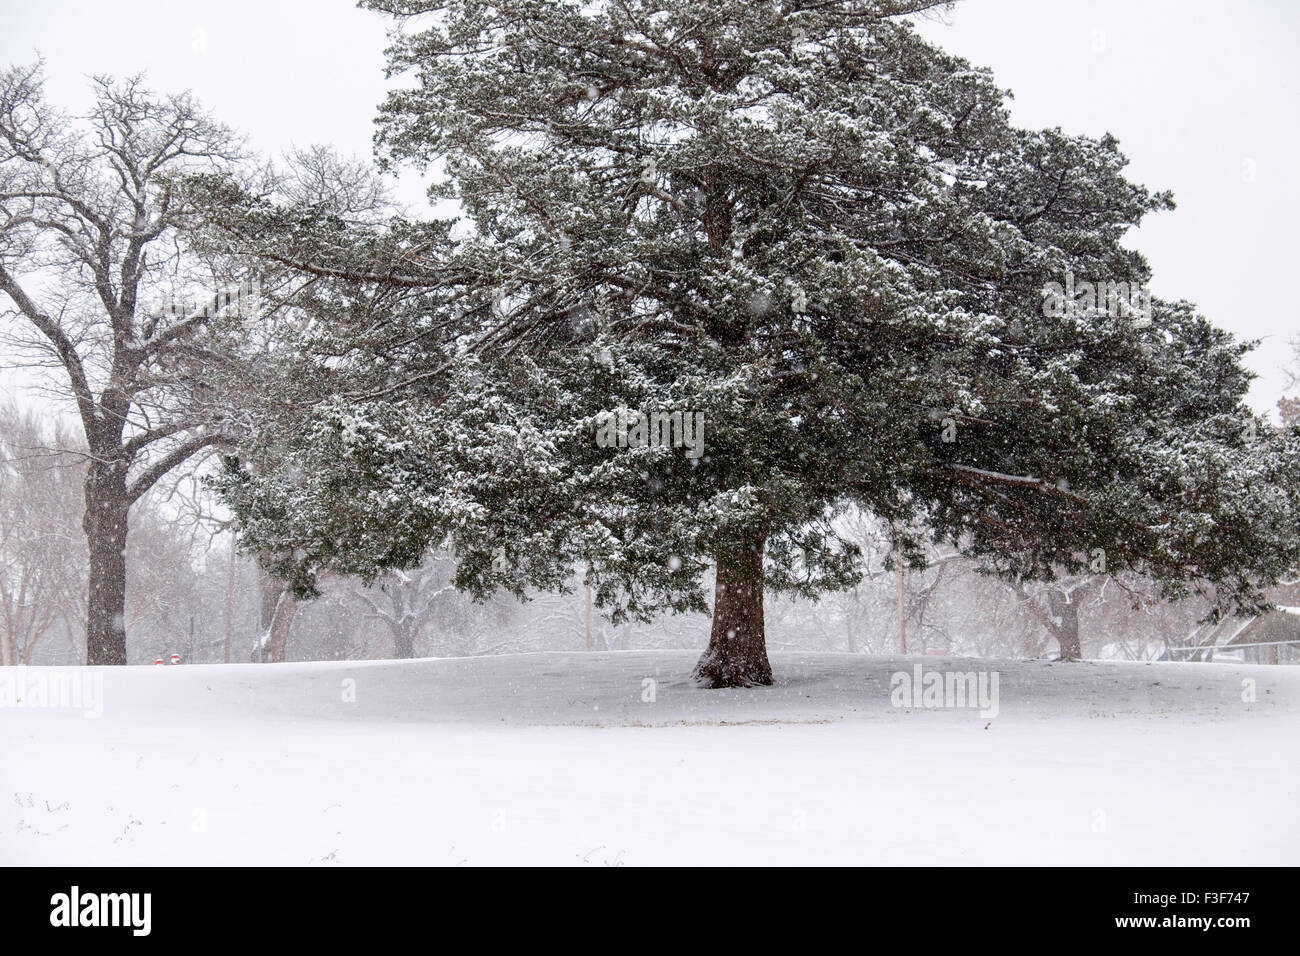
[1046,590,1082,661]
[258,564,282,633]
[393,624,416,659]
[84,463,130,665]
[692,533,773,688]
[256,588,297,663]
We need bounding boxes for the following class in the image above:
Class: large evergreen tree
[206,0,1300,686]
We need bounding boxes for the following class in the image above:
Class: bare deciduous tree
[351,560,457,659]
[0,63,248,663]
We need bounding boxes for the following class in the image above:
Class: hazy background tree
[0,402,83,664]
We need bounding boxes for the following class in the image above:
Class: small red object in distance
[170,654,181,664]
[154,659,164,665]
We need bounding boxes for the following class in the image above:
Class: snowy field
[2,652,1297,866]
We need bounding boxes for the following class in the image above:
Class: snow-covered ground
[2,652,1296,865]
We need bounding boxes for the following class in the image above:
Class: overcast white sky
[1,0,1297,414]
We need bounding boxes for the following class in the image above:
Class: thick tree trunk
[251,564,302,663]
[1047,591,1082,661]
[84,464,130,666]
[692,534,773,688]
[393,624,416,659]
[258,564,282,632]
[256,588,297,663]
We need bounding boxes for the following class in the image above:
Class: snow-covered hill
[2,652,1297,865]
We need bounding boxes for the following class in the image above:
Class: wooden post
[585,567,593,652]
[897,559,907,655]
[224,535,235,664]
[893,519,907,655]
